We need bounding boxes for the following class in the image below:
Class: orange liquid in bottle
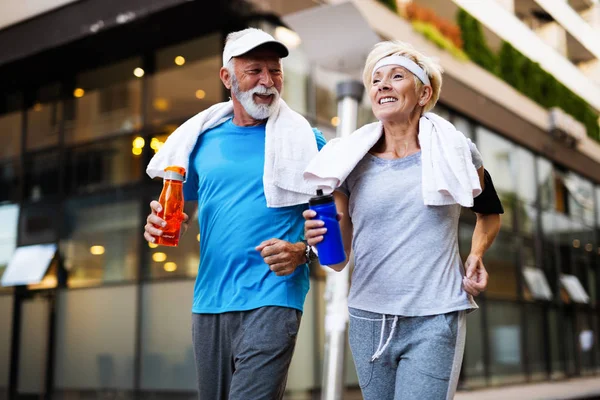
[157,166,185,247]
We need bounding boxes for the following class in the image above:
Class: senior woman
[303,41,502,399]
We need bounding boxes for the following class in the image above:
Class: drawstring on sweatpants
[371,315,398,362]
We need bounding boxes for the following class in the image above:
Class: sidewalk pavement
[455,377,600,400]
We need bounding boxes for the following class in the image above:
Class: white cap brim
[222,30,289,66]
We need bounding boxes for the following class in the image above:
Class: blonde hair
[362,41,443,114]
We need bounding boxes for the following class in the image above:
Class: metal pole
[322,80,363,400]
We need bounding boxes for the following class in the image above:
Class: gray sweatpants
[348,307,466,400]
[191,306,301,400]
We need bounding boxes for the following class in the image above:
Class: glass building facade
[0,2,599,399]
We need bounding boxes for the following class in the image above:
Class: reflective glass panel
[61,195,139,287]
[150,35,222,126]
[488,301,525,384]
[64,58,143,144]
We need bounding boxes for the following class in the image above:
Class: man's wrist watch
[302,240,318,263]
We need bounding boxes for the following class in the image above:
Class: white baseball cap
[222,29,289,67]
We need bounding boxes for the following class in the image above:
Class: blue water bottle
[308,189,346,265]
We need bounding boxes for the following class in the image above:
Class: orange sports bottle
[157,166,185,247]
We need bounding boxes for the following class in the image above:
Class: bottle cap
[308,189,333,206]
[164,166,186,181]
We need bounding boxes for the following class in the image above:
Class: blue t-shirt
[184,118,326,314]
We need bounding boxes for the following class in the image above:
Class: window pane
[593,314,600,374]
[578,312,595,375]
[0,92,22,162]
[18,202,59,247]
[54,286,136,391]
[476,126,516,196]
[548,308,566,379]
[18,297,49,394]
[0,159,20,203]
[0,204,19,285]
[515,147,536,204]
[24,150,60,201]
[525,304,547,380]
[0,294,14,393]
[26,84,61,151]
[66,135,142,194]
[596,186,600,227]
[587,264,597,307]
[563,172,594,225]
[463,309,486,388]
[540,211,558,288]
[61,195,139,287]
[453,114,473,139]
[537,158,555,211]
[146,202,199,279]
[64,58,143,145]
[483,232,519,299]
[488,301,525,384]
[150,35,222,126]
[564,312,577,375]
[476,127,517,231]
[141,281,196,391]
[518,202,537,237]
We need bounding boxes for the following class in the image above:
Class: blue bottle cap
[309,189,333,206]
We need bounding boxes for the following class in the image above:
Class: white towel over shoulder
[147,99,319,208]
[303,112,481,207]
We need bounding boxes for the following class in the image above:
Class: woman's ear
[419,85,433,107]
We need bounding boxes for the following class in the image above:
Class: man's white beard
[231,73,280,120]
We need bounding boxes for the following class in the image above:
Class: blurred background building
[0,0,599,399]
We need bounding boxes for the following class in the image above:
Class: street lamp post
[321,80,363,400]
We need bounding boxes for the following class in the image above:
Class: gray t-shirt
[339,140,483,316]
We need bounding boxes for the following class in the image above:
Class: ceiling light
[132,136,145,149]
[164,262,177,272]
[152,252,167,262]
[195,89,206,99]
[73,88,85,98]
[90,245,105,255]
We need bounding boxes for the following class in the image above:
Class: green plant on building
[411,21,469,62]
[457,9,498,75]
[457,9,600,143]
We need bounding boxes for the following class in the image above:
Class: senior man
[144,28,325,400]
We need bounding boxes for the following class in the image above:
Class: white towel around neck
[147,99,319,208]
[303,112,481,207]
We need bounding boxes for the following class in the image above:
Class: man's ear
[220,67,231,90]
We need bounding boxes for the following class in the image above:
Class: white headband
[372,55,431,86]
